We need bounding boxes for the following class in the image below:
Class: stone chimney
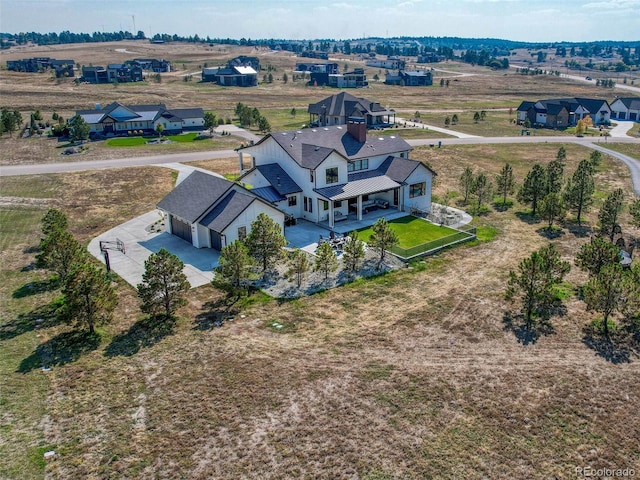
[347,120,367,142]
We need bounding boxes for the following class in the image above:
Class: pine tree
[563,159,595,225]
[471,172,492,212]
[314,242,338,280]
[598,188,624,241]
[539,193,566,230]
[245,213,286,274]
[584,263,624,337]
[215,240,255,290]
[555,146,567,164]
[68,115,91,142]
[40,208,68,236]
[518,164,547,216]
[589,150,602,169]
[368,218,399,265]
[575,236,621,278]
[505,244,570,325]
[137,248,190,318]
[629,198,640,228]
[459,166,474,205]
[60,262,117,334]
[495,163,515,207]
[286,249,309,287]
[546,159,564,195]
[342,231,365,273]
[36,229,84,283]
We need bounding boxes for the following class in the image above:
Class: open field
[1,137,639,478]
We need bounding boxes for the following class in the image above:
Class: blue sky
[1,0,638,42]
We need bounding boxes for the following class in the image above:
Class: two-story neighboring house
[237,121,435,229]
[308,92,396,128]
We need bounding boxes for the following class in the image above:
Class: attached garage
[170,216,192,244]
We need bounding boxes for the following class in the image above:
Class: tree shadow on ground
[503,311,556,346]
[12,277,59,299]
[515,211,541,225]
[492,201,514,212]
[1,300,64,341]
[18,329,100,373]
[567,224,593,238]
[194,294,244,331]
[582,323,638,364]
[536,227,565,239]
[104,315,177,357]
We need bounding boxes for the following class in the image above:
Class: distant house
[311,68,368,88]
[366,56,406,70]
[73,102,204,136]
[295,62,339,74]
[308,92,395,128]
[126,58,171,72]
[157,170,284,249]
[201,65,258,86]
[7,57,75,77]
[201,56,259,86]
[417,53,444,63]
[385,70,433,86]
[516,97,612,127]
[81,64,143,84]
[610,97,640,121]
[237,121,435,229]
[299,51,329,60]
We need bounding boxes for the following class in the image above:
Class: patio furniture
[334,211,348,222]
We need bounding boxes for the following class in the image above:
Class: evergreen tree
[629,198,640,228]
[342,231,365,273]
[555,146,567,164]
[575,237,621,278]
[368,218,399,265]
[495,163,515,206]
[137,248,190,318]
[68,115,91,142]
[314,241,338,280]
[473,111,480,123]
[40,208,68,236]
[563,159,595,225]
[215,240,255,289]
[584,263,624,337]
[589,150,602,169]
[518,164,547,215]
[257,116,271,133]
[505,244,570,325]
[286,249,310,287]
[459,166,474,205]
[546,159,564,195]
[539,193,566,230]
[471,172,492,211]
[245,213,286,274]
[60,262,117,334]
[36,229,84,283]
[598,188,624,241]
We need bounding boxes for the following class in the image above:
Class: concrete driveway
[88,210,218,288]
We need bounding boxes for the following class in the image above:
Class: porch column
[329,201,334,229]
[357,195,363,221]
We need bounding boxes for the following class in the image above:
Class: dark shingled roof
[168,107,205,119]
[378,156,424,182]
[157,171,233,223]
[308,91,392,117]
[615,97,640,109]
[255,163,302,195]
[254,126,411,169]
[517,101,536,112]
[200,190,256,233]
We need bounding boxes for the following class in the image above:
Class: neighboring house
[157,170,284,249]
[610,97,640,121]
[201,65,258,86]
[299,51,329,60]
[227,55,261,71]
[311,68,368,88]
[73,102,204,136]
[295,62,339,74]
[81,64,143,83]
[516,97,612,127]
[237,120,435,228]
[385,70,433,86]
[126,58,171,72]
[307,92,396,128]
[366,56,406,70]
[417,53,444,63]
[7,57,74,77]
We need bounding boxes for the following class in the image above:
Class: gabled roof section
[199,190,256,233]
[517,101,536,111]
[378,156,426,182]
[254,163,302,195]
[168,108,205,119]
[157,170,234,223]
[252,186,286,203]
[613,97,640,109]
[574,97,611,113]
[308,91,393,117]
[255,126,412,168]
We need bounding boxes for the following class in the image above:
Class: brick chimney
[347,120,367,142]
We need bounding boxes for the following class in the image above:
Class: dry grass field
[1,42,640,479]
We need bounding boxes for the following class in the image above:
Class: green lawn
[106,132,203,147]
[357,216,457,249]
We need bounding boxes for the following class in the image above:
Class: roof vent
[290,144,293,147]
[314,146,320,151]
[324,127,329,130]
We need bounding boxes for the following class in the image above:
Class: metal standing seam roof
[251,186,287,203]
[314,175,400,201]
